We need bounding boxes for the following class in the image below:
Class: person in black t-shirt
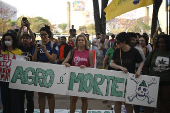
[17,19,35,113]
[110,32,144,113]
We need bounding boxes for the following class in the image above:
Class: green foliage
[58,23,67,32]
[79,25,87,32]
[16,16,55,33]
[86,23,95,35]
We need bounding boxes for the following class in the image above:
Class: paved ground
[0,92,115,110]
[0,92,159,113]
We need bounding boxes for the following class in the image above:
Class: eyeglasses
[40,34,47,37]
[139,40,144,42]
[116,40,121,44]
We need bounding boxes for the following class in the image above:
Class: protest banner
[9,60,69,95]
[0,54,26,82]
[126,74,159,107]
[9,60,159,107]
[104,0,153,21]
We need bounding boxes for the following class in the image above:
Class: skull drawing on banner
[127,75,157,104]
[136,80,149,100]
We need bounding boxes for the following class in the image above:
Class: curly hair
[139,35,148,45]
[155,34,170,51]
[1,33,18,51]
[74,34,89,50]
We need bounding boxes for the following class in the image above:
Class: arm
[17,21,24,46]
[105,39,109,49]
[27,21,36,45]
[41,45,57,63]
[103,55,109,69]
[88,50,94,68]
[135,61,144,78]
[153,27,162,45]
[97,40,102,50]
[92,39,98,47]
[62,51,71,67]
[110,60,128,73]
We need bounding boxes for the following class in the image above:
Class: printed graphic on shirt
[55,46,59,51]
[153,56,170,72]
[39,49,50,53]
[74,56,87,66]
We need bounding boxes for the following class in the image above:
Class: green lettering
[111,77,125,97]
[93,74,104,96]
[68,72,84,92]
[43,69,54,88]
[104,75,115,96]
[11,66,24,83]
[83,73,94,93]
[92,111,101,113]
[24,67,36,85]
[35,68,45,87]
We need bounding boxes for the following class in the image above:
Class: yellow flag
[104,0,153,21]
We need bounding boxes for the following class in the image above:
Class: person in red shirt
[67,36,75,48]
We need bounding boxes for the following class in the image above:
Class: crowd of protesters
[0,18,170,113]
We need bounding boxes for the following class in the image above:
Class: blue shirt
[32,41,59,62]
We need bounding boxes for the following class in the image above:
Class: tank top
[72,49,89,67]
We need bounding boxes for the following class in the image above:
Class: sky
[1,0,146,25]
[1,0,114,25]
[2,0,71,24]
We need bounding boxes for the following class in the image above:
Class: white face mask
[5,41,12,47]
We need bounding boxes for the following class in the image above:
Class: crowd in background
[0,18,170,113]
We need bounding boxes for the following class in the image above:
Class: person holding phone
[17,18,35,113]
[32,25,59,113]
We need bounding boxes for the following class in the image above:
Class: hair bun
[45,25,50,30]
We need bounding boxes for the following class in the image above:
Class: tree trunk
[93,0,102,34]
[101,0,109,33]
[151,0,162,38]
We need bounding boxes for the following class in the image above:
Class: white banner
[126,74,159,108]
[0,54,26,82]
[9,60,159,107]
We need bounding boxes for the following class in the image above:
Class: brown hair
[75,34,89,50]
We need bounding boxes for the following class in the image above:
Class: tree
[0,1,16,34]
[86,23,95,35]
[92,0,109,34]
[58,23,67,32]
[79,25,87,32]
[151,0,163,38]
[16,16,55,33]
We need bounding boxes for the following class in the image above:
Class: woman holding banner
[1,32,22,113]
[110,32,144,113]
[32,25,59,113]
[62,34,94,113]
[143,34,170,113]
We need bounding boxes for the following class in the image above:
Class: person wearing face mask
[1,32,22,113]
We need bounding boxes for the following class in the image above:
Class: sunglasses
[116,40,121,44]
